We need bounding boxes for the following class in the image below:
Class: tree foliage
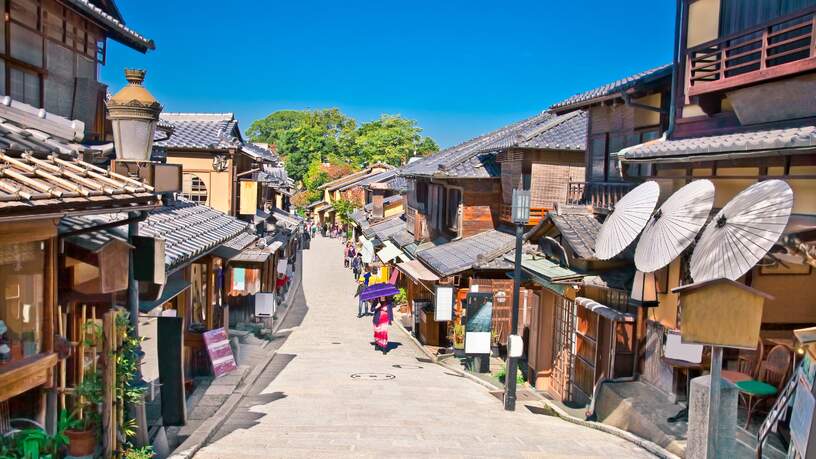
[332,199,357,226]
[247,109,438,183]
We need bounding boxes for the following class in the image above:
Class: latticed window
[182,174,208,204]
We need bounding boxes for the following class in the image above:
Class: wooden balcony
[686,7,816,97]
[499,203,549,226]
[567,181,635,212]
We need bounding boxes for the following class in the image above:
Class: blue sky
[101,1,675,148]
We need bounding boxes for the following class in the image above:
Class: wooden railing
[687,7,816,96]
[499,204,549,226]
[567,181,635,211]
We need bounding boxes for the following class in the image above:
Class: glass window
[9,66,41,107]
[0,241,45,366]
[181,174,208,204]
[589,134,607,180]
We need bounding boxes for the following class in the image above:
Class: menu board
[202,328,238,378]
[464,292,493,355]
[435,286,454,322]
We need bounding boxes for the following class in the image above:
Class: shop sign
[203,328,237,378]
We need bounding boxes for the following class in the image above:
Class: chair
[736,344,792,429]
[723,339,764,384]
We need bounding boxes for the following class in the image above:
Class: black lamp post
[504,188,530,411]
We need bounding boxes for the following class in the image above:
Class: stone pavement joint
[192,235,656,458]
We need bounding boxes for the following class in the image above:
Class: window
[624,128,661,178]
[720,0,816,36]
[181,174,208,204]
[446,188,461,231]
[0,241,45,365]
[589,134,607,180]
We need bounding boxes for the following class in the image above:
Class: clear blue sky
[101,1,675,148]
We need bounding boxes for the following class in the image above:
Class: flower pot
[65,428,97,457]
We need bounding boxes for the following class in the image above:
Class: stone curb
[393,315,678,459]
[167,254,303,459]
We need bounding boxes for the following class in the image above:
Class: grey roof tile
[363,216,406,242]
[548,207,602,260]
[154,113,240,150]
[400,110,586,179]
[388,229,415,248]
[622,124,816,160]
[416,229,516,276]
[61,199,252,271]
[551,64,672,110]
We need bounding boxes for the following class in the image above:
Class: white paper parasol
[690,179,793,282]
[595,181,660,260]
[635,180,715,273]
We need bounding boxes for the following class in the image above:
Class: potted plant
[490,330,501,357]
[64,370,102,457]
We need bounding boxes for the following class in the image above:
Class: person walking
[372,297,392,354]
[357,268,372,318]
[351,252,362,281]
[343,242,352,268]
[311,223,317,239]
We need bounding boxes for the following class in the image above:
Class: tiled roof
[389,229,415,248]
[363,216,405,242]
[400,111,587,179]
[416,229,516,277]
[62,199,252,271]
[65,0,154,52]
[240,142,278,163]
[551,64,672,110]
[548,206,602,260]
[319,164,395,191]
[621,125,816,161]
[154,113,240,150]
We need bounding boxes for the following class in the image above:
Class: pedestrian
[351,253,362,281]
[343,242,352,268]
[357,268,372,318]
[372,296,392,354]
[311,224,317,239]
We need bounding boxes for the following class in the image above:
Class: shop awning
[575,297,635,323]
[396,259,440,283]
[360,236,375,263]
[506,253,584,295]
[231,245,276,265]
[139,278,191,314]
[377,240,407,263]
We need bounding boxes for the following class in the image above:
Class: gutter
[667,0,685,138]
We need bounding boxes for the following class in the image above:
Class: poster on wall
[202,328,238,378]
[790,379,815,455]
[464,292,493,355]
[435,286,454,322]
[277,258,288,275]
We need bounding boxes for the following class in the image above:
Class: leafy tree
[354,115,438,166]
[332,199,357,226]
[246,110,308,149]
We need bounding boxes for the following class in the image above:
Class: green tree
[332,199,357,226]
[354,115,438,166]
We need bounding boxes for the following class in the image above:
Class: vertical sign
[202,328,238,378]
[239,181,258,215]
[465,292,493,354]
[435,285,454,322]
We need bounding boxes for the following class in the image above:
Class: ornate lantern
[107,69,162,161]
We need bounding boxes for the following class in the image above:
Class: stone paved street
[194,236,654,458]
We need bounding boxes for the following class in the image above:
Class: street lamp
[630,270,659,308]
[107,69,162,161]
[504,189,530,411]
[106,68,163,447]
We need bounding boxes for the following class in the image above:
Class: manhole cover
[350,373,395,381]
[392,364,423,369]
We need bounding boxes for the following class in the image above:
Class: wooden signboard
[673,279,773,349]
[202,328,238,378]
[157,316,185,426]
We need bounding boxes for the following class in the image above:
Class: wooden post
[57,306,66,411]
[707,346,723,458]
[102,310,116,458]
[77,304,86,419]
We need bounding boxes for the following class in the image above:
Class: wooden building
[0,99,160,433]
[617,0,816,403]
[153,113,281,218]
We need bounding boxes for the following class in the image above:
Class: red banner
[203,328,238,378]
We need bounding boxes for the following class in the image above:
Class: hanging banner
[277,258,288,275]
[202,328,238,378]
[360,237,374,263]
[435,285,454,322]
[464,292,493,355]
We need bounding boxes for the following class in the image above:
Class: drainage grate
[392,364,423,370]
[331,342,341,345]
[350,373,395,381]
